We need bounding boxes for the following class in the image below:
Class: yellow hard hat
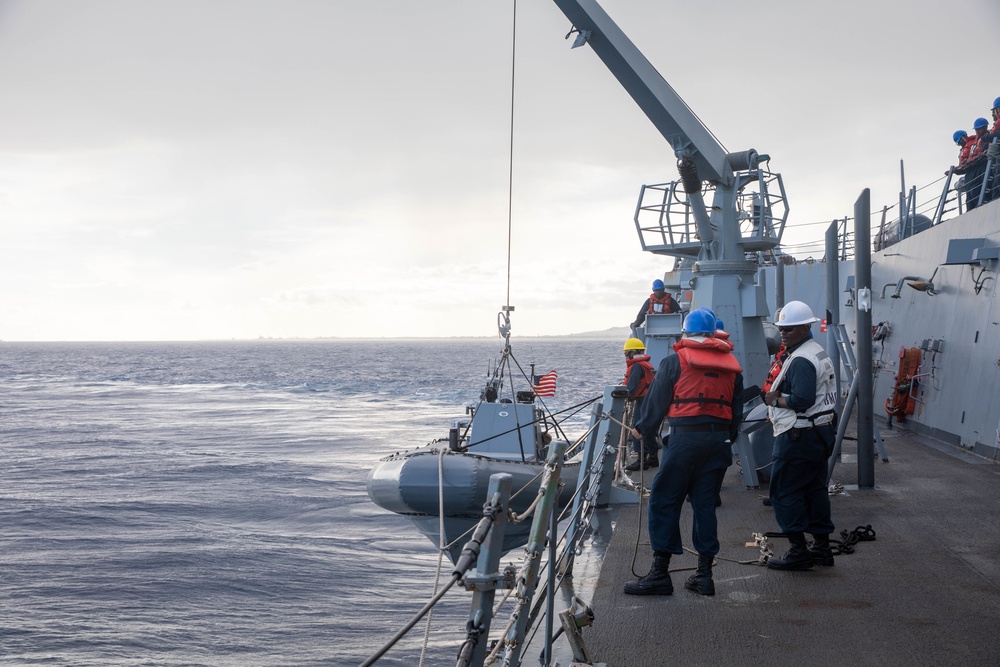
[623,337,646,351]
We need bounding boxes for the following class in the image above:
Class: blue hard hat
[715,318,725,331]
[974,117,989,130]
[993,96,1000,110]
[954,130,968,144]
[651,279,665,290]
[682,308,718,334]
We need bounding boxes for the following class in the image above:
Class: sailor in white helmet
[762,300,838,571]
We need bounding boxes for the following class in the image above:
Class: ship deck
[582,421,1000,666]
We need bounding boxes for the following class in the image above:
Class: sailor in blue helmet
[763,301,837,570]
[950,129,970,174]
[625,308,744,596]
[983,97,1000,202]
[956,118,991,210]
[631,279,679,330]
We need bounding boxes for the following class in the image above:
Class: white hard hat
[774,300,819,326]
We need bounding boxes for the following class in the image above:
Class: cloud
[0,0,997,340]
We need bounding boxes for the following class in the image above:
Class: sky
[2,0,998,341]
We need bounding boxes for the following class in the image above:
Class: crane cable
[504,0,517,312]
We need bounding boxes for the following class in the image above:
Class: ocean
[0,338,623,666]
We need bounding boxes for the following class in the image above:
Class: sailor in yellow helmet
[621,337,657,471]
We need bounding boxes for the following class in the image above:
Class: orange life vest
[647,292,678,314]
[963,135,984,166]
[761,344,787,394]
[623,354,655,398]
[667,337,742,420]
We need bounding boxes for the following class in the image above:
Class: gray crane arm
[551,0,732,186]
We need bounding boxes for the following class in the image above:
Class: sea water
[0,339,622,666]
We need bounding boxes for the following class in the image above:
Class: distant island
[559,326,632,339]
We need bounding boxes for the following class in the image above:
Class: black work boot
[624,553,673,595]
[644,451,659,468]
[684,554,715,596]
[767,532,814,571]
[808,533,835,566]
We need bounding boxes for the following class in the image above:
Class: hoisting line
[504,0,517,311]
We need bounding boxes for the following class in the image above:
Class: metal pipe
[543,484,558,666]
[882,276,928,299]
[825,221,842,407]
[828,374,857,485]
[855,189,875,488]
[934,170,954,225]
[775,261,785,310]
[502,441,567,666]
[977,138,996,207]
[677,157,714,248]
[458,474,513,667]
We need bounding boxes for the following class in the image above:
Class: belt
[671,423,729,433]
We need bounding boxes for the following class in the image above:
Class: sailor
[955,119,990,210]
[625,308,744,596]
[631,279,680,330]
[949,129,972,175]
[763,300,838,571]
[622,337,658,471]
[983,97,1000,202]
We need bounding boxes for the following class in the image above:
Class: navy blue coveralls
[635,351,744,558]
[626,360,654,456]
[768,338,835,538]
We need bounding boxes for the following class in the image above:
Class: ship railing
[879,141,998,252]
[874,183,941,252]
[360,390,629,667]
[470,392,628,666]
[793,155,996,260]
[633,167,789,258]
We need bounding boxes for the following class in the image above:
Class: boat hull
[366,448,580,561]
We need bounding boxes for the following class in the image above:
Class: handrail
[976,138,998,208]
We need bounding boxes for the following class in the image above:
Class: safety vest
[761,344,787,394]
[958,139,975,167]
[624,355,655,398]
[767,338,838,436]
[667,337,742,421]
[647,292,678,314]
[964,135,984,165]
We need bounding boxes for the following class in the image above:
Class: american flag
[532,370,558,397]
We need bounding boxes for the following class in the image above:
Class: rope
[509,485,546,523]
[457,395,601,450]
[831,524,877,554]
[417,449,450,667]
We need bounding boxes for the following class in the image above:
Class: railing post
[542,485,558,666]
[564,404,601,561]
[500,441,566,666]
[854,190,875,488]
[933,169,954,225]
[978,138,997,208]
[594,386,626,507]
[456,473,513,667]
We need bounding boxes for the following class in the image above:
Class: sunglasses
[778,326,799,333]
